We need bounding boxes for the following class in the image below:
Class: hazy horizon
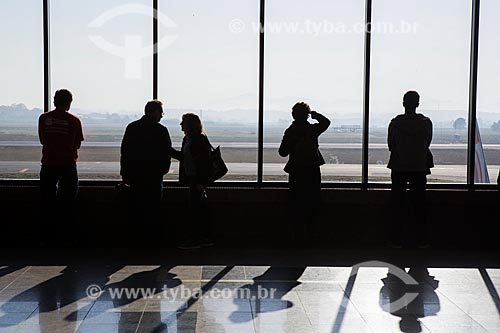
[1,0,499,181]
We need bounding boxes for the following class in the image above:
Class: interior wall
[1,186,498,249]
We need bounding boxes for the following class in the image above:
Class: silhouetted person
[120,100,173,239]
[279,102,330,246]
[38,89,84,244]
[387,91,433,248]
[175,113,214,250]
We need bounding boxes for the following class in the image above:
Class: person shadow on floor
[379,264,440,332]
[229,266,306,324]
[0,264,124,331]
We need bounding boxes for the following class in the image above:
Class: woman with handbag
[176,113,214,250]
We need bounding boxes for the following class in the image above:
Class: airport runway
[2,141,500,150]
[2,161,498,182]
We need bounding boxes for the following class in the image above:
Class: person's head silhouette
[292,102,311,121]
[144,99,164,122]
[403,91,420,112]
[53,89,73,111]
[181,112,204,137]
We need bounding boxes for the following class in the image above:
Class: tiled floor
[0,250,499,332]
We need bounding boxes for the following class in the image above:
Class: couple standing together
[120,100,213,250]
[39,92,213,249]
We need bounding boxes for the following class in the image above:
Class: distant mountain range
[1,103,499,128]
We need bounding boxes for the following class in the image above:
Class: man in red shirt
[38,89,84,204]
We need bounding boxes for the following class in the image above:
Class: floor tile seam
[295,288,316,329]
[336,280,364,313]
[244,261,260,333]
[80,300,98,324]
[334,279,375,331]
[186,279,346,284]
[419,315,490,333]
[298,291,370,333]
[418,319,433,332]
[0,266,33,294]
[243,266,249,282]
[133,301,148,333]
[250,303,258,333]
[435,287,475,315]
[431,288,491,332]
[342,299,376,333]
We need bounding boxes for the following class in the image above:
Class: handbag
[207,143,228,182]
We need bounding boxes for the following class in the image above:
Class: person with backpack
[279,102,331,246]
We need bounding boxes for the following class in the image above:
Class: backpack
[292,134,321,167]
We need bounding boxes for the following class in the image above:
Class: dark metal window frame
[22,0,493,190]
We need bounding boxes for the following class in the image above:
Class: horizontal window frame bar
[0,179,496,191]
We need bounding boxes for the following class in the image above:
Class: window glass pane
[0,0,43,179]
[51,0,153,180]
[159,0,259,181]
[264,0,365,182]
[477,0,500,184]
[370,0,471,183]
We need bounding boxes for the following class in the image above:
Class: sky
[1,0,500,127]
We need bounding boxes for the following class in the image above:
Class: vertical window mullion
[153,0,158,100]
[362,0,372,187]
[43,0,51,113]
[467,0,481,187]
[257,0,265,184]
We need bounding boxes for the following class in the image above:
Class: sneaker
[199,237,214,247]
[177,240,201,250]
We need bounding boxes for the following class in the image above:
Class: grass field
[2,125,499,144]
[2,145,500,165]
[1,126,499,183]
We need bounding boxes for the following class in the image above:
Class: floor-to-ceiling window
[370,0,471,183]
[264,0,365,182]
[476,0,500,184]
[158,0,259,181]
[0,0,44,179]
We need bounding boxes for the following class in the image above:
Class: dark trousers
[390,171,428,245]
[187,185,211,241]
[39,165,79,244]
[288,166,321,243]
[129,179,164,242]
[40,165,79,203]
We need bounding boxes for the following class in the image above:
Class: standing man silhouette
[120,100,174,235]
[38,89,84,243]
[387,91,433,248]
[279,102,330,246]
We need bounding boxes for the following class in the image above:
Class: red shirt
[38,110,84,166]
